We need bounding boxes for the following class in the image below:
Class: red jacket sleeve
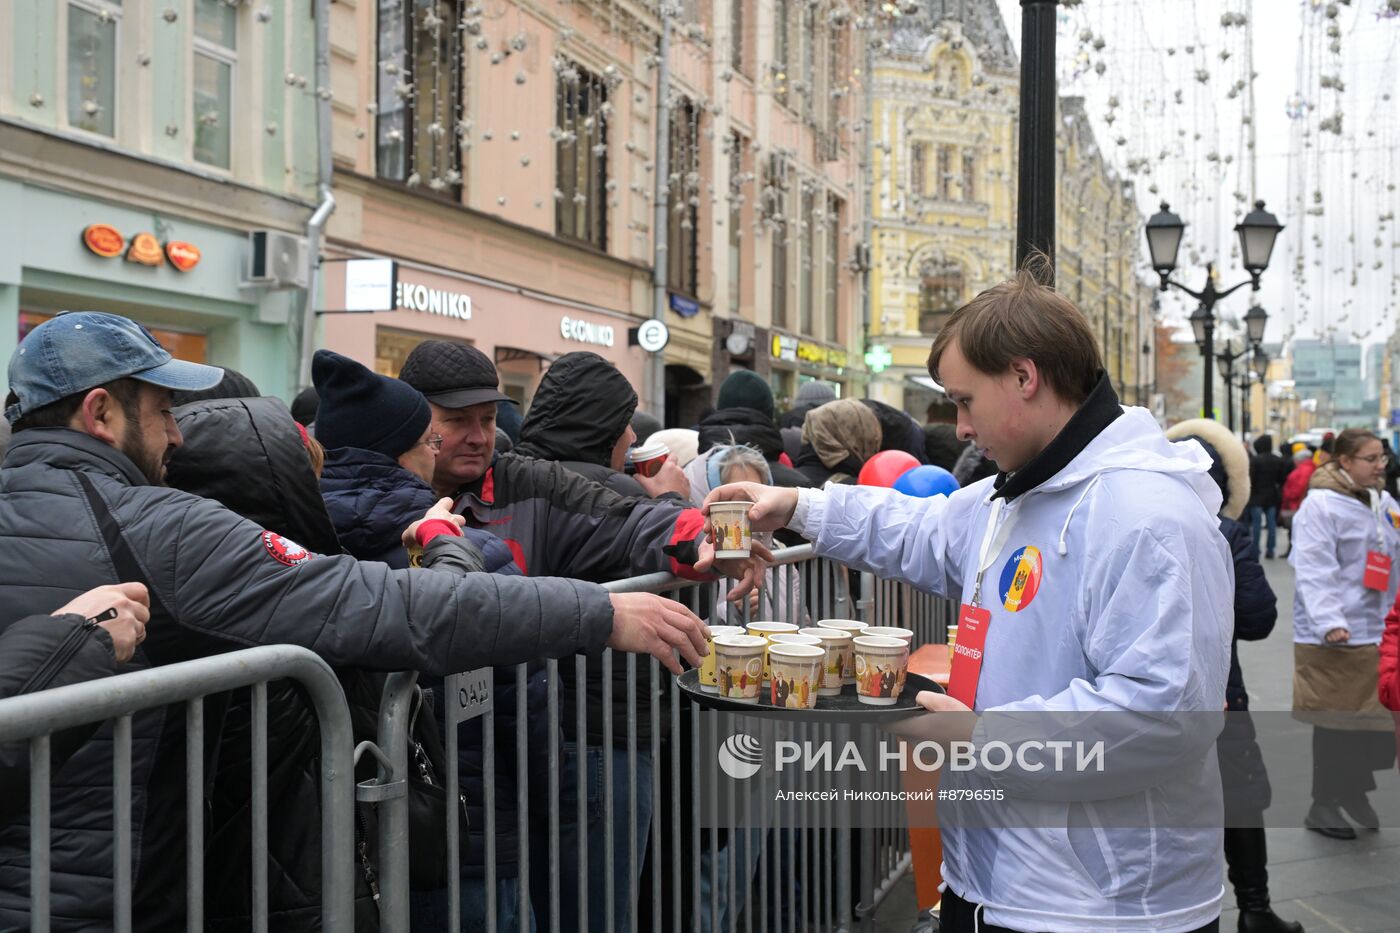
[1282,462,1312,512]
[1380,592,1400,712]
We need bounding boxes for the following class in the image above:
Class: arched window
[918,259,964,334]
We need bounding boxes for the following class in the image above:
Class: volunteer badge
[998,545,1043,612]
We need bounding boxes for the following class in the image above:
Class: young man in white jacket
[706,270,1234,933]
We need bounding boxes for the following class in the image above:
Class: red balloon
[857,450,921,487]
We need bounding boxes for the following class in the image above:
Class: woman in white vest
[1290,427,1400,839]
[705,267,1233,933]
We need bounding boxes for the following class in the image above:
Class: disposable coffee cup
[713,634,767,703]
[946,624,958,664]
[767,643,825,709]
[864,626,914,647]
[747,621,799,683]
[699,625,746,693]
[800,627,854,696]
[816,620,868,683]
[853,635,910,707]
[628,440,670,478]
[709,501,752,559]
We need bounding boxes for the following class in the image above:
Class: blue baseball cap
[5,311,225,424]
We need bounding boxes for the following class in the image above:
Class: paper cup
[628,441,670,478]
[815,620,869,683]
[699,625,746,693]
[709,501,753,559]
[713,634,767,703]
[768,643,825,709]
[863,626,914,647]
[746,621,799,683]
[800,627,854,696]
[853,635,910,707]
[946,624,958,664]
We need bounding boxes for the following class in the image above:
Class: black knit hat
[311,350,430,459]
[398,339,515,409]
[716,369,775,421]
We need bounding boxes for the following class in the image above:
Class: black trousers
[939,888,1220,933]
[1312,725,1396,803]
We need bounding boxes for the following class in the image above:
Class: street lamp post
[1144,200,1284,421]
[1217,340,1250,432]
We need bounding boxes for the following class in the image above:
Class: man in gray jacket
[0,312,716,930]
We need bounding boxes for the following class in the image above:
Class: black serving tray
[677,668,944,721]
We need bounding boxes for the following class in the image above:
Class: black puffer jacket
[695,407,811,489]
[862,400,928,463]
[0,427,615,931]
[512,352,682,747]
[1220,516,1277,712]
[0,613,122,826]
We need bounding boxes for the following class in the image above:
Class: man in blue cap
[0,311,719,929]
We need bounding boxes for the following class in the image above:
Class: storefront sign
[82,224,202,272]
[631,319,671,353]
[165,241,201,272]
[560,315,616,347]
[396,280,472,320]
[344,259,397,312]
[796,340,849,369]
[126,233,166,267]
[669,293,700,318]
[771,334,798,363]
[82,224,125,258]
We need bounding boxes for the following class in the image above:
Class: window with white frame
[66,0,120,138]
[193,0,236,169]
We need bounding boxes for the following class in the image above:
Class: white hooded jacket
[791,406,1233,932]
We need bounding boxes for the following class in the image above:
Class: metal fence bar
[484,672,498,932]
[30,735,50,933]
[650,657,662,930]
[516,664,530,933]
[445,673,462,933]
[366,671,416,933]
[547,659,562,933]
[186,700,204,933]
[575,654,589,929]
[603,650,616,933]
[113,714,132,933]
[251,682,269,933]
[0,646,355,932]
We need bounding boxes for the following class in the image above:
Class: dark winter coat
[0,613,122,826]
[0,427,615,931]
[1246,453,1289,511]
[779,402,822,430]
[320,448,441,568]
[1220,517,1277,712]
[922,424,966,472]
[794,443,859,487]
[695,407,811,489]
[862,400,928,463]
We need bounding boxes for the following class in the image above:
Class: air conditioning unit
[247,230,309,289]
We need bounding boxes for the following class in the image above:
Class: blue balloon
[893,464,960,498]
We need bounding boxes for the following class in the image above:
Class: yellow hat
[1292,442,1307,455]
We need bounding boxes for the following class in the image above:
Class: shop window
[555,62,608,250]
[20,311,209,364]
[374,326,464,377]
[67,0,120,138]
[825,195,841,343]
[667,97,700,298]
[918,260,964,335]
[193,0,236,170]
[376,0,465,196]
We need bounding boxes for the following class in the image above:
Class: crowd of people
[1,280,1398,933]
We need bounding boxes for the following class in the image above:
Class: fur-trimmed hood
[1165,418,1251,520]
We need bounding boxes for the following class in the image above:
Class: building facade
[865,0,1019,418]
[1,0,320,402]
[319,0,868,423]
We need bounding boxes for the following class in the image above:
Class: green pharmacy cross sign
[864,344,893,373]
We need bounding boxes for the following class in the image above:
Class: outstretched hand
[607,592,709,675]
[701,483,801,535]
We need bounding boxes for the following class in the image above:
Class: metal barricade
[0,644,357,933]
[372,545,959,933]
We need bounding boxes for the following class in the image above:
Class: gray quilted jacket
[0,428,614,931]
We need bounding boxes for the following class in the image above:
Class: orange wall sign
[81,224,125,258]
[81,224,202,272]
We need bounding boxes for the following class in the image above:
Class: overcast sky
[992,0,1400,349]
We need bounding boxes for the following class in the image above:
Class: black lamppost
[1217,340,1250,432]
[1145,200,1284,420]
[1241,348,1270,439]
[1017,0,1059,275]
